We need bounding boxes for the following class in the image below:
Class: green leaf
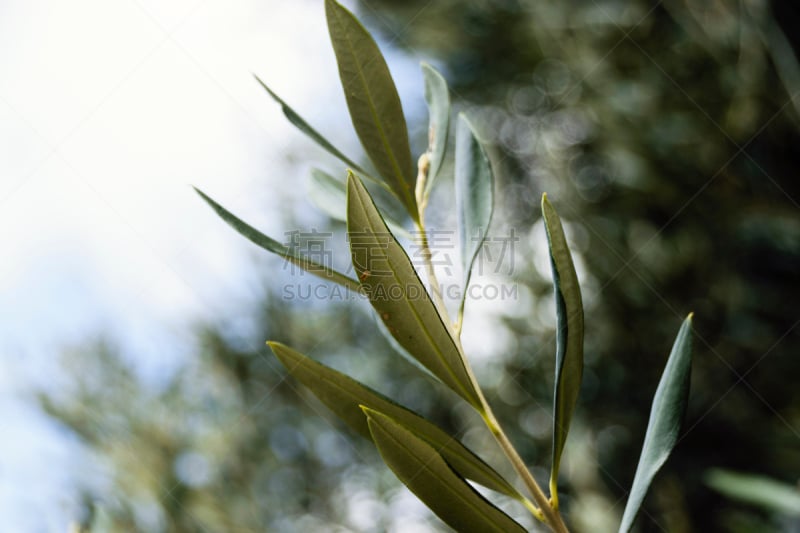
[456,114,494,318]
[254,75,370,178]
[308,168,411,239]
[194,187,359,292]
[542,193,584,502]
[619,314,693,533]
[346,171,481,408]
[363,407,527,533]
[268,342,519,497]
[420,62,450,198]
[705,469,800,517]
[372,306,440,380]
[325,0,417,220]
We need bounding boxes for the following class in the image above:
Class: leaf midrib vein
[334,8,414,210]
[354,189,477,405]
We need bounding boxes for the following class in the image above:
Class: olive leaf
[268,342,518,497]
[254,75,387,179]
[619,314,693,533]
[363,407,528,533]
[194,187,359,292]
[542,193,584,503]
[326,0,417,220]
[420,62,450,199]
[455,114,494,321]
[346,171,481,408]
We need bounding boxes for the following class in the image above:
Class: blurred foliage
[705,468,800,518]
[358,0,800,529]
[45,290,478,531]
[44,0,800,531]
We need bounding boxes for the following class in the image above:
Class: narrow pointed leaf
[268,342,518,497]
[195,187,359,292]
[619,314,693,533]
[456,114,494,314]
[309,168,411,239]
[542,193,584,496]
[326,0,417,220]
[421,62,450,197]
[346,172,481,408]
[254,75,370,178]
[363,407,527,533]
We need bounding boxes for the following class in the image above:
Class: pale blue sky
[0,0,429,529]
[0,0,529,528]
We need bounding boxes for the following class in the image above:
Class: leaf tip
[361,405,384,430]
[541,193,556,221]
[324,0,343,18]
[687,311,694,322]
[345,170,358,192]
[266,341,286,357]
[267,342,297,371]
[193,187,215,207]
[252,74,271,92]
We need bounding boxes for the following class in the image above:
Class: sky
[0,0,430,529]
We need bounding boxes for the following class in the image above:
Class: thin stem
[481,403,569,533]
[520,497,547,523]
[415,152,430,221]
[416,212,569,533]
[415,154,448,318]
[416,223,448,319]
